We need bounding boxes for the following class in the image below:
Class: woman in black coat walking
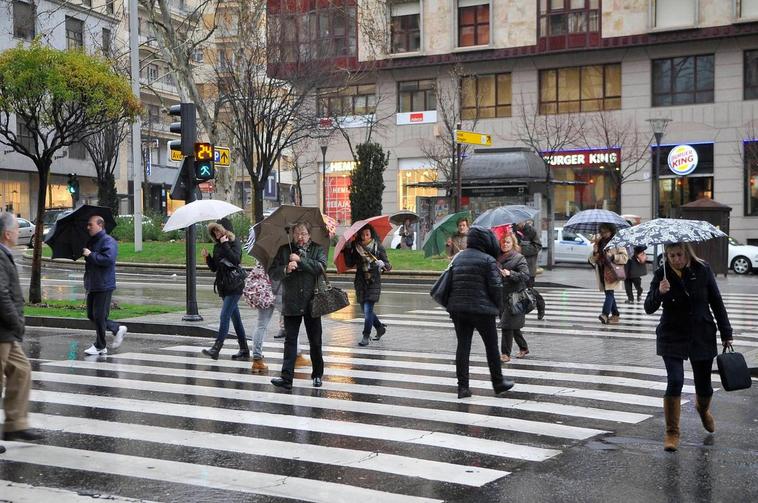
[445,226,515,399]
[497,231,532,362]
[644,242,733,452]
[343,224,392,347]
[201,218,248,360]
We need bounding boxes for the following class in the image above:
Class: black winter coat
[625,249,648,279]
[497,251,530,330]
[269,241,327,316]
[644,260,732,361]
[206,237,243,298]
[343,241,391,304]
[0,247,24,343]
[446,227,503,316]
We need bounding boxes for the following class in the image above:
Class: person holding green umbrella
[446,216,470,259]
[421,210,472,258]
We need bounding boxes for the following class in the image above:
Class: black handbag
[507,287,536,315]
[716,346,752,391]
[310,270,350,317]
[217,258,247,293]
[430,254,459,307]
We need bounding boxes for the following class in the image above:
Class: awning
[461,147,547,183]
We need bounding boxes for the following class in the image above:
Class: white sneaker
[84,345,107,356]
[112,325,127,349]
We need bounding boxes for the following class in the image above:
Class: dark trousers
[624,277,643,301]
[662,356,714,397]
[87,290,119,350]
[280,313,324,383]
[451,313,504,389]
[361,301,382,335]
[501,329,528,356]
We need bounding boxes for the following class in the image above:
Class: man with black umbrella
[82,215,126,356]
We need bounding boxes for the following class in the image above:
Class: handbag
[243,264,275,309]
[716,346,752,391]
[217,258,247,293]
[508,287,536,315]
[429,254,459,307]
[603,257,626,283]
[310,270,350,317]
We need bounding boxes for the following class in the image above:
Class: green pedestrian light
[194,142,215,181]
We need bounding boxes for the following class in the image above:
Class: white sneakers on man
[112,325,128,349]
[84,345,107,356]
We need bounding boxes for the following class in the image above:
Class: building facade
[270,0,758,244]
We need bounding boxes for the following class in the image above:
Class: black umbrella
[45,205,117,260]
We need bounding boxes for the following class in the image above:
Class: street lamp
[647,118,672,220]
[319,136,329,212]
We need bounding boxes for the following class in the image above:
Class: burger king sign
[667,144,699,176]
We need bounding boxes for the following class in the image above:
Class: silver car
[17,217,35,247]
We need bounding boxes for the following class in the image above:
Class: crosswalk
[0,332,723,502]
[347,289,758,347]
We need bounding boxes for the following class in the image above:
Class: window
[68,142,86,160]
[16,121,35,152]
[398,79,436,112]
[653,0,696,29]
[66,16,84,50]
[539,63,620,114]
[746,141,758,215]
[102,28,112,56]
[106,0,115,15]
[147,64,159,82]
[460,73,511,119]
[391,14,420,53]
[458,1,489,47]
[539,0,600,50]
[82,0,92,7]
[739,0,758,19]
[745,50,758,99]
[318,85,376,117]
[652,55,714,106]
[13,1,35,41]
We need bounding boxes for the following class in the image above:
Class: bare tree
[82,117,131,213]
[289,137,321,206]
[514,97,584,268]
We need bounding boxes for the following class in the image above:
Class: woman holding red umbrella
[343,224,392,346]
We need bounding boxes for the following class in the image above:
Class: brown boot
[695,395,715,433]
[294,354,310,368]
[663,395,681,451]
[608,314,620,324]
[251,357,268,374]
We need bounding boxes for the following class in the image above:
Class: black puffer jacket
[446,226,503,315]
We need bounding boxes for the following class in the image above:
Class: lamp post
[319,136,328,212]
[646,118,672,220]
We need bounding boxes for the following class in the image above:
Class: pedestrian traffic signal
[67,173,80,202]
[194,142,215,181]
[168,103,197,156]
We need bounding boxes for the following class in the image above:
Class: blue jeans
[215,294,246,346]
[361,301,382,335]
[602,290,619,316]
[250,305,275,358]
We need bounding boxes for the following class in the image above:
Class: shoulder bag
[716,346,752,391]
[508,287,536,315]
[310,269,350,317]
[243,264,275,309]
[430,254,458,307]
[603,255,626,283]
[218,258,247,293]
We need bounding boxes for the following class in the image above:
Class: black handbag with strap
[216,258,246,294]
[310,270,350,317]
[716,346,752,391]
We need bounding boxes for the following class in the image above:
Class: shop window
[652,0,697,29]
[652,55,714,107]
[460,73,511,119]
[318,85,376,117]
[68,142,87,160]
[458,1,489,47]
[398,79,436,113]
[539,0,600,51]
[652,143,714,217]
[13,1,35,41]
[16,120,35,152]
[391,2,421,53]
[738,0,758,19]
[399,169,438,212]
[745,141,758,215]
[745,50,758,99]
[539,63,620,114]
[66,16,84,50]
[102,28,112,56]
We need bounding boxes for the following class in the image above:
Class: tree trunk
[252,178,263,223]
[29,162,51,304]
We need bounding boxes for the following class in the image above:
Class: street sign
[455,129,492,146]
[263,170,278,200]
[214,146,231,167]
[170,149,184,162]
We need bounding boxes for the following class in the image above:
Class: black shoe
[457,387,472,399]
[373,324,387,341]
[273,329,286,339]
[231,350,250,361]
[625,299,634,304]
[537,309,545,321]
[637,292,643,302]
[271,377,292,390]
[494,379,515,396]
[358,334,370,346]
[313,377,323,387]
[3,429,45,442]
[202,341,223,360]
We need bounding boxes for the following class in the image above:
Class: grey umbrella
[473,205,539,228]
[562,209,630,235]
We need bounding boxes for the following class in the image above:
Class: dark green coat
[0,246,24,343]
[269,241,327,316]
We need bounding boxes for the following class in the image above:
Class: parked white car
[538,227,594,264]
[17,218,35,247]
[728,237,758,275]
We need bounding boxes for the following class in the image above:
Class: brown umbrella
[249,205,330,270]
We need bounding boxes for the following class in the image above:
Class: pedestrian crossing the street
[348,289,758,347]
[0,339,713,502]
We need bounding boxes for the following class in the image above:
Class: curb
[26,315,217,338]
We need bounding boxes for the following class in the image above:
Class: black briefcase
[716,347,752,392]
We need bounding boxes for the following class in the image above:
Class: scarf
[355,239,378,282]
[295,239,311,258]
[498,249,516,264]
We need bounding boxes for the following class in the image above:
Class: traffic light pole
[183,156,202,322]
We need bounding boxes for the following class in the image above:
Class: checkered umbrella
[562,209,630,235]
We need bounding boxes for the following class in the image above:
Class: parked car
[538,227,594,264]
[17,217,35,247]
[37,208,73,240]
[728,237,758,275]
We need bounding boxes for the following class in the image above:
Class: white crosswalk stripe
[0,335,720,502]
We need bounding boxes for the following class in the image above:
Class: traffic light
[67,173,80,202]
[168,103,197,156]
[194,142,215,181]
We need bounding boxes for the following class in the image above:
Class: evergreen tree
[349,142,388,222]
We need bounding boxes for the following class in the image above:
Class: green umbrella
[421,210,472,258]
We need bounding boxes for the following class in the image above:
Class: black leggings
[662,356,714,397]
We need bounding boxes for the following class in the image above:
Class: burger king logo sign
[667,145,699,176]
